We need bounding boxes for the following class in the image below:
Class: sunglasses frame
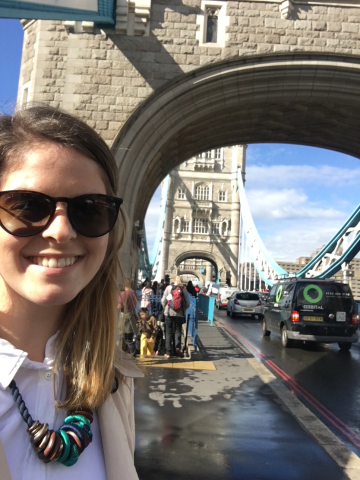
[0,190,123,238]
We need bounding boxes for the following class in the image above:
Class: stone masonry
[162,145,246,287]
[16,0,360,281]
[18,1,360,145]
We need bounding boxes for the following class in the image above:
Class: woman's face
[0,142,110,308]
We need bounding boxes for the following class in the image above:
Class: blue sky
[1,18,359,263]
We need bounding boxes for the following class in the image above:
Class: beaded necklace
[9,379,93,467]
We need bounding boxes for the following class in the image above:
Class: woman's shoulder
[115,357,144,379]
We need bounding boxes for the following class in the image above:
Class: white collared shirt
[0,334,107,480]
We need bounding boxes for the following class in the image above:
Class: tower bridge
[7,0,360,283]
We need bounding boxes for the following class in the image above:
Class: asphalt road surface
[215,307,360,456]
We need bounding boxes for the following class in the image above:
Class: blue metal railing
[197,294,215,326]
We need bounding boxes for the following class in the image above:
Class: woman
[0,105,142,480]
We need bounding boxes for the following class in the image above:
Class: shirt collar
[0,332,58,390]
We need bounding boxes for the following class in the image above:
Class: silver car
[226,291,264,319]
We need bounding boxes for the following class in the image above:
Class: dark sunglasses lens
[70,195,119,237]
[0,192,52,236]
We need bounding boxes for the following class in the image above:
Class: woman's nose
[41,204,77,242]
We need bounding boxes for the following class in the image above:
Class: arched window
[195,184,209,200]
[173,217,181,234]
[206,7,219,43]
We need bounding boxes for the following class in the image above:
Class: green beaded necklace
[9,380,93,467]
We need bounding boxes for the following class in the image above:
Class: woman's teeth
[31,257,78,268]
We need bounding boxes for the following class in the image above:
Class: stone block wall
[18,1,360,146]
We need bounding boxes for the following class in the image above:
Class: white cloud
[246,164,360,189]
[246,188,346,221]
[259,218,343,261]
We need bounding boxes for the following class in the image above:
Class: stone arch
[112,52,360,274]
[173,250,231,283]
[178,269,205,285]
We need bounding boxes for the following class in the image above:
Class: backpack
[168,285,185,312]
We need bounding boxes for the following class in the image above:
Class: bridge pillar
[205,265,212,283]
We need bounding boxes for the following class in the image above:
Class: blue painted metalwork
[197,294,215,326]
[150,176,169,280]
[238,167,360,285]
[186,295,198,353]
[296,202,360,279]
[237,169,287,287]
[0,0,115,24]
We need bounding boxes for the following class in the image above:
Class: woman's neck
[0,297,65,362]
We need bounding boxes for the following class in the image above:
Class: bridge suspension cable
[237,168,360,288]
[150,175,169,281]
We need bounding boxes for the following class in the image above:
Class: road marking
[216,317,360,479]
[137,358,216,370]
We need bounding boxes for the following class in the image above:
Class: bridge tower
[161,145,246,287]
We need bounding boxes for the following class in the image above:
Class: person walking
[161,276,190,359]
[186,280,196,297]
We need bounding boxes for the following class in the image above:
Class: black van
[262,278,359,351]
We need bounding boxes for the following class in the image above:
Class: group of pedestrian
[118,276,195,359]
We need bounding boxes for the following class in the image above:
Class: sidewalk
[134,318,349,480]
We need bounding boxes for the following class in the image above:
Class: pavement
[133,316,358,480]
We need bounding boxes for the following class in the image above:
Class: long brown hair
[0,104,126,409]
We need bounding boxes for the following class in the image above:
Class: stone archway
[177,269,205,285]
[171,250,231,284]
[113,53,360,277]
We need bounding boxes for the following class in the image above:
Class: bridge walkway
[133,319,348,480]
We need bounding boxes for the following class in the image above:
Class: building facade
[161,146,246,287]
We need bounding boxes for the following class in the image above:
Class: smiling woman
[0,105,142,480]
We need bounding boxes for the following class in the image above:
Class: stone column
[205,264,212,283]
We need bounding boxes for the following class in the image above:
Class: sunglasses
[0,190,123,238]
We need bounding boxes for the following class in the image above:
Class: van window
[296,283,353,311]
[236,292,259,301]
[269,286,277,302]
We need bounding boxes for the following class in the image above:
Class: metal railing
[186,294,198,353]
[198,294,215,326]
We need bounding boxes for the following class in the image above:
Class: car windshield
[297,283,353,311]
[236,293,259,301]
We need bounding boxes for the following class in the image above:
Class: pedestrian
[151,281,159,295]
[137,308,159,356]
[140,280,153,313]
[186,280,196,297]
[161,276,190,359]
[0,105,142,480]
[118,284,139,356]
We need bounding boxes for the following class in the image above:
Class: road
[214,307,360,455]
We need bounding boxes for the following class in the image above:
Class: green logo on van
[276,286,283,302]
[303,285,323,304]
